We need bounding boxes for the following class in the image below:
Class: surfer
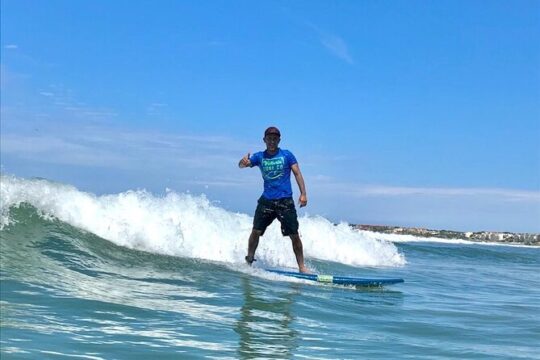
[238,126,309,273]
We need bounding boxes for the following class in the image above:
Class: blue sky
[1,0,539,232]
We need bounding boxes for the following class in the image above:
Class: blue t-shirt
[250,148,298,200]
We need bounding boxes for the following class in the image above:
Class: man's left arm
[291,164,307,207]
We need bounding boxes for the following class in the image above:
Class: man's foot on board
[299,266,310,274]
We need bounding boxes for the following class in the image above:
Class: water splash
[0,174,405,267]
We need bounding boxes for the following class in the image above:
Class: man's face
[264,134,280,151]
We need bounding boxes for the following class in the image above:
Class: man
[238,126,309,273]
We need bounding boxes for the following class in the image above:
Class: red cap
[264,126,281,137]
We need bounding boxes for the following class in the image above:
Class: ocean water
[1,175,539,359]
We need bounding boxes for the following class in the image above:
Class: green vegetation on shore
[353,225,540,246]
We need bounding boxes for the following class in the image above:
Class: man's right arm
[238,152,251,168]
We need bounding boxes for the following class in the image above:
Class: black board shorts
[253,196,299,236]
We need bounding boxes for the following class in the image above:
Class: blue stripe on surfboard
[265,269,404,286]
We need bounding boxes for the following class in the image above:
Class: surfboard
[265,269,404,286]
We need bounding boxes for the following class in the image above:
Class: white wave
[359,230,538,248]
[0,174,405,267]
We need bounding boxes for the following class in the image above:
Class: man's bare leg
[289,233,309,273]
[246,229,262,264]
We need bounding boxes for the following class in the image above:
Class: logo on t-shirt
[261,157,285,180]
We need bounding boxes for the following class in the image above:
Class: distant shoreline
[353,225,540,246]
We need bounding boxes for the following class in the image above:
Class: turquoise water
[1,177,540,359]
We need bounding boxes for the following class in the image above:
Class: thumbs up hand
[239,152,251,168]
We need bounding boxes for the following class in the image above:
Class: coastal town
[354,225,540,246]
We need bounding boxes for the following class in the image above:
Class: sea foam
[0,174,405,267]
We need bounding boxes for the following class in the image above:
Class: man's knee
[251,229,263,236]
[289,233,301,242]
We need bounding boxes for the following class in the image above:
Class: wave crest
[0,174,405,267]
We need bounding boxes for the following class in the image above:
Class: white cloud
[186,178,257,188]
[147,102,168,115]
[320,33,354,64]
[4,44,18,49]
[312,179,540,203]
[305,21,354,64]
[0,134,132,168]
[0,126,253,172]
[364,185,539,202]
[1,77,259,176]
